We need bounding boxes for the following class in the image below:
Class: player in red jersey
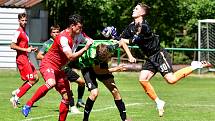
[10,12,39,108]
[22,14,93,121]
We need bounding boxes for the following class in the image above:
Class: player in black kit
[115,3,212,117]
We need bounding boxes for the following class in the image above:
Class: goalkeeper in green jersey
[80,38,135,121]
[36,25,60,60]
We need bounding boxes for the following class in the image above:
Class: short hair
[68,14,83,27]
[96,44,111,62]
[18,12,27,20]
[137,3,150,16]
[50,24,60,32]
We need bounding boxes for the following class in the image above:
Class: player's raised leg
[164,61,212,84]
[10,66,39,108]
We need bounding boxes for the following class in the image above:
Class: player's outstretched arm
[108,64,127,72]
[64,38,93,61]
[118,39,136,63]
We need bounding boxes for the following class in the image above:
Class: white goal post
[198,19,215,71]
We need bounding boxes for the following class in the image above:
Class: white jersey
[72,32,92,52]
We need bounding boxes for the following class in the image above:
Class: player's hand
[115,64,127,72]
[128,56,136,63]
[26,46,38,52]
[31,47,38,52]
[84,38,94,50]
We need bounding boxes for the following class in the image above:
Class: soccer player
[36,25,90,113]
[79,39,135,121]
[117,3,212,117]
[10,12,39,108]
[63,32,94,113]
[36,24,60,60]
[21,14,93,121]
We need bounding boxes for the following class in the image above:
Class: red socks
[26,84,50,106]
[16,82,32,98]
[59,101,69,121]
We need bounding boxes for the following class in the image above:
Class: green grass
[1,70,215,121]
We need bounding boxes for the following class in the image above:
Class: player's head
[18,12,28,28]
[68,14,83,35]
[50,25,60,39]
[96,44,112,63]
[132,3,150,18]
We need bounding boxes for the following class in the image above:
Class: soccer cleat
[22,105,31,117]
[10,96,19,108]
[156,100,165,117]
[191,61,212,69]
[200,61,212,68]
[76,101,85,108]
[11,91,20,105]
[70,106,82,114]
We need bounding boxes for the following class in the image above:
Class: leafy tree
[43,0,215,63]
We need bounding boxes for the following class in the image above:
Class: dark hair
[137,3,150,16]
[50,24,60,32]
[68,14,83,27]
[18,12,27,20]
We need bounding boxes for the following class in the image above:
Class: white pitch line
[20,103,143,121]
[21,114,56,121]
[174,103,215,107]
[20,102,215,121]
[92,102,142,112]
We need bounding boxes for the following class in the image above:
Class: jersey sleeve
[79,32,93,43]
[39,41,48,54]
[120,26,131,39]
[11,30,20,43]
[60,36,72,52]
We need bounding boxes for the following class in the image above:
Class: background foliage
[43,0,215,63]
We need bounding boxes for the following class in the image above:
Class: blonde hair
[137,3,150,16]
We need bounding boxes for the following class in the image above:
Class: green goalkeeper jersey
[39,38,54,54]
[68,40,119,69]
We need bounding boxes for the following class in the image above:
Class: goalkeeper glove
[102,26,119,39]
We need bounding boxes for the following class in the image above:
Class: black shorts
[142,49,173,76]
[81,67,114,91]
[64,68,80,82]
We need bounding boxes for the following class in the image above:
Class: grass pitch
[1,70,215,121]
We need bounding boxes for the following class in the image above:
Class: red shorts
[40,66,70,95]
[17,58,37,81]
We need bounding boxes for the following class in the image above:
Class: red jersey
[12,27,29,61]
[11,27,37,81]
[40,30,73,71]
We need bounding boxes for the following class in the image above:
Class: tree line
[43,0,215,63]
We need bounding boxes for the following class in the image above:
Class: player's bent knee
[165,77,177,84]
[166,80,176,84]
[90,89,99,100]
[112,88,121,99]
[78,81,85,87]
[76,78,85,86]
[34,74,39,82]
[111,88,119,95]
[62,93,69,100]
[164,74,177,84]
